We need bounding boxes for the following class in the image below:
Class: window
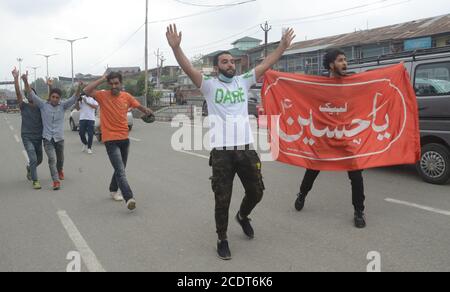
[415,62,450,96]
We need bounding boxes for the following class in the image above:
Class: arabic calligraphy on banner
[262,64,421,171]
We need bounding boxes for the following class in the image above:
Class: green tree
[191,54,204,69]
[31,78,68,99]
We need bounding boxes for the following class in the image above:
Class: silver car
[70,107,134,143]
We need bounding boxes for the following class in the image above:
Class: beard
[333,67,348,77]
[111,88,121,96]
[219,68,236,79]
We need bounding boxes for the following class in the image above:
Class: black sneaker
[236,212,254,239]
[217,240,232,260]
[295,193,307,211]
[354,211,366,229]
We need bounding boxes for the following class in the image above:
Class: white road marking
[175,150,209,160]
[9,125,14,131]
[385,198,450,217]
[22,150,29,163]
[14,134,20,143]
[57,210,106,272]
[129,137,141,142]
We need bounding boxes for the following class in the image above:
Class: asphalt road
[0,112,449,272]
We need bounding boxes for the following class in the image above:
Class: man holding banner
[262,49,420,229]
[298,50,367,228]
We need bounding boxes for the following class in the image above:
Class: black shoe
[295,193,307,211]
[217,240,232,260]
[354,211,366,229]
[236,212,254,239]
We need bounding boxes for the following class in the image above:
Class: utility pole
[260,21,272,58]
[37,54,57,94]
[155,49,164,90]
[144,0,149,107]
[159,54,166,90]
[17,58,23,91]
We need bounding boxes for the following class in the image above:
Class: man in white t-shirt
[167,24,295,260]
[75,93,99,154]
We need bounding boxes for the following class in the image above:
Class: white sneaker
[110,192,124,202]
[126,198,137,211]
[82,145,87,152]
[87,149,93,155]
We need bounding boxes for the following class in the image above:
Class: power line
[186,24,261,50]
[184,0,409,55]
[86,3,251,71]
[173,0,256,8]
[86,23,145,71]
[273,0,411,26]
[147,6,229,24]
[270,0,390,24]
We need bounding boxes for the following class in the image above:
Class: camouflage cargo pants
[209,147,265,240]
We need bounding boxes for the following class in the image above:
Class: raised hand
[11,67,19,79]
[46,78,53,87]
[166,24,182,49]
[75,81,84,97]
[21,71,29,83]
[280,28,296,50]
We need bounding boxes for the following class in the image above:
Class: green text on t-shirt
[215,88,246,104]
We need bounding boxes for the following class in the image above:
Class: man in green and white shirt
[167,24,295,260]
[201,69,257,148]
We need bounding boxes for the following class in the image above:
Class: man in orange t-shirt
[84,72,153,211]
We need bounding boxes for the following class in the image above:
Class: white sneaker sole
[110,193,124,202]
[127,200,136,211]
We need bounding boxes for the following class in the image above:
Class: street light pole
[55,37,88,88]
[28,66,40,85]
[17,58,23,91]
[37,54,57,94]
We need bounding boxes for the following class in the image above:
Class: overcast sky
[1,0,449,84]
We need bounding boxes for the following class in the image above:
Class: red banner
[262,64,421,171]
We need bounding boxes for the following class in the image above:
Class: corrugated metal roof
[287,14,450,51]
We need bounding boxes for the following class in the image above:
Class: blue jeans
[43,139,64,182]
[105,139,133,201]
[79,120,95,149]
[22,137,43,182]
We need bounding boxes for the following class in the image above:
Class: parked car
[0,103,8,112]
[6,99,19,113]
[347,47,450,185]
[70,106,134,143]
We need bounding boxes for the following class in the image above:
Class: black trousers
[300,169,366,212]
[210,148,265,241]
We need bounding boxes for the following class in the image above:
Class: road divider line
[129,137,141,142]
[385,198,450,217]
[22,150,29,163]
[175,150,209,160]
[14,134,20,143]
[57,210,106,272]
